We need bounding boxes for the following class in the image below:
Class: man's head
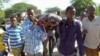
[56,11,61,16]
[27,8,36,21]
[17,13,24,22]
[87,5,96,17]
[10,16,17,27]
[80,11,86,20]
[65,6,76,19]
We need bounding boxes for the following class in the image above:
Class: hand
[7,44,12,52]
[82,29,88,34]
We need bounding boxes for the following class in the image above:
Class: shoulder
[74,19,82,26]
[16,25,23,31]
[6,26,11,30]
[23,18,29,23]
[82,17,88,22]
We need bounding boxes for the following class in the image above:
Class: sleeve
[76,23,85,56]
[78,20,83,32]
[3,31,9,44]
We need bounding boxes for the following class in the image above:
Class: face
[87,6,95,16]
[80,14,86,20]
[17,15,23,21]
[66,8,75,19]
[10,17,17,27]
[27,9,35,21]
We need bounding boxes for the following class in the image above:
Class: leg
[12,48,21,56]
[26,53,34,56]
[92,48,99,56]
[43,41,48,56]
[21,44,25,56]
[49,34,56,56]
[35,53,42,56]
[49,36,53,56]
[85,47,92,56]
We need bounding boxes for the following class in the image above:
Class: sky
[3,0,100,12]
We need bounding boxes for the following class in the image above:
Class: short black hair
[17,13,22,17]
[65,6,75,14]
[27,8,34,12]
[87,5,96,10]
[10,16,16,20]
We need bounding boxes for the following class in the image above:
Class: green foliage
[71,0,95,16]
[5,2,41,18]
[60,10,65,17]
[96,5,100,16]
[0,10,5,24]
[45,7,61,13]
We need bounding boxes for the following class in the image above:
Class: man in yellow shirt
[0,27,5,56]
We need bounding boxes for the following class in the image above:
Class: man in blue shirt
[23,16,46,56]
[58,6,85,56]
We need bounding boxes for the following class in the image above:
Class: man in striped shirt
[3,16,25,56]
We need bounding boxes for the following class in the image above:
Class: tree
[0,10,5,24]
[5,2,41,18]
[0,0,9,24]
[45,7,61,13]
[96,5,100,16]
[71,0,95,16]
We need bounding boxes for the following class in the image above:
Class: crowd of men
[0,5,100,56]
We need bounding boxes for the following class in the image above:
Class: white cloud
[3,0,100,12]
[93,0,100,4]
[23,0,71,12]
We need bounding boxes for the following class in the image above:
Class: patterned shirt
[22,18,32,29]
[23,24,46,54]
[3,25,24,48]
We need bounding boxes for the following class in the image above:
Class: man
[82,5,100,56]
[23,15,46,56]
[3,16,24,56]
[80,11,86,21]
[22,8,36,29]
[17,13,25,56]
[58,6,84,56]
[17,13,24,27]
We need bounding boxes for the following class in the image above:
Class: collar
[9,25,18,29]
[87,16,97,21]
[64,17,76,26]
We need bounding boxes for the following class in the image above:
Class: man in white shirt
[82,5,100,56]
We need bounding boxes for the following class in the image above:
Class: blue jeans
[0,51,3,56]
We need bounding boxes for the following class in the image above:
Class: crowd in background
[0,5,100,56]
